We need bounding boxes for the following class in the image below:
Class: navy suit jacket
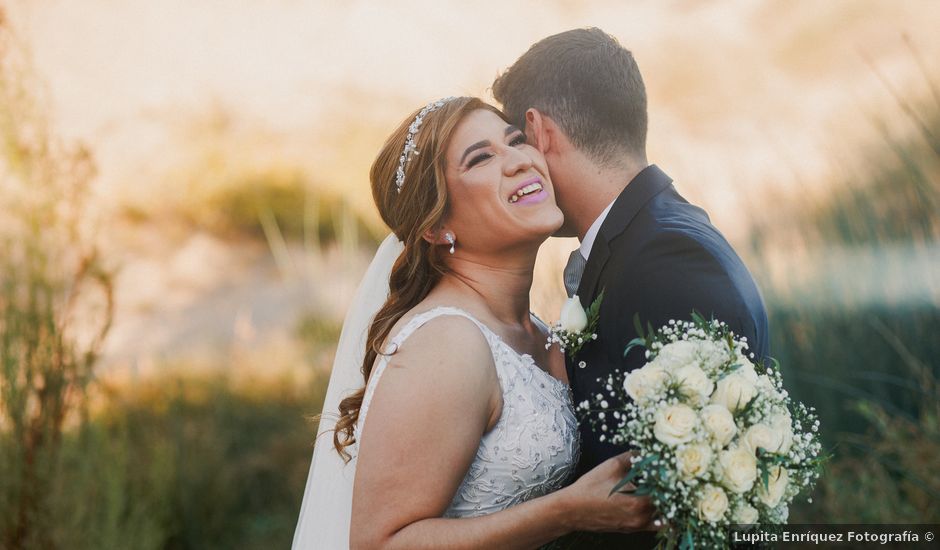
[564,165,769,548]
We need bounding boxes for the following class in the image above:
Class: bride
[293,97,657,549]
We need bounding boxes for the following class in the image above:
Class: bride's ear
[422,227,450,246]
[525,108,551,154]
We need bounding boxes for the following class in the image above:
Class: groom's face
[442,109,563,253]
[521,115,580,239]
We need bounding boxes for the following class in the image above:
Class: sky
[6,0,939,369]
[7,0,940,237]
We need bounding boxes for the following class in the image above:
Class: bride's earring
[445,233,456,255]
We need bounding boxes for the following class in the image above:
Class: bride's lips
[507,177,547,206]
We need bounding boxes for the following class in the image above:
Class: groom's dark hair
[492,27,647,166]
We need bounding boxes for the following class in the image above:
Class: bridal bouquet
[578,314,824,549]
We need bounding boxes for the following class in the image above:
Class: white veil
[292,234,403,550]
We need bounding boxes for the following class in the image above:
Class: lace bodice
[354,306,580,518]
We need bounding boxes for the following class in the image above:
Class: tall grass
[746,55,939,522]
[68,370,329,550]
[798,326,939,523]
[3,4,937,543]
[174,167,382,250]
[0,15,114,548]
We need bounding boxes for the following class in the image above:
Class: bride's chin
[520,225,561,247]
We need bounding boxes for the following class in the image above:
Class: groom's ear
[524,108,551,154]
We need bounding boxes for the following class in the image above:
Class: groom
[494,28,770,548]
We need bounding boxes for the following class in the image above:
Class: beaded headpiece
[395,97,457,193]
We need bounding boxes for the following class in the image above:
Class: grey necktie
[563,249,587,298]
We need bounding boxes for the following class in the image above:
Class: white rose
[677,443,713,480]
[743,423,784,455]
[559,295,588,332]
[701,404,737,447]
[651,340,698,370]
[623,364,669,404]
[696,484,729,523]
[771,413,794,454]
[734,356,760,383]
[732,502,759,524]
[757,466,789,507]
[711,372,757,412]
[718,446,758,494]
[673,364,714,405]
[653,403,698,446]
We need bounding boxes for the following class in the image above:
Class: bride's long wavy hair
[333,97,506,460]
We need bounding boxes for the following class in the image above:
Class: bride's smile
[296,91,661,549]
[443,109,563,251]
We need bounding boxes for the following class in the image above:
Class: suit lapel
[575,164,673,303]
[565,165,673,382]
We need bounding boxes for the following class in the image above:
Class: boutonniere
[546,290,604,359]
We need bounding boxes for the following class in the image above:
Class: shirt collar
[579,199,616,261]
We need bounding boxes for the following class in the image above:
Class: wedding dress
[292,236,580,549]
[355,306,580,518]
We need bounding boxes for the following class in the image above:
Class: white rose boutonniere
[547,291,604,359]
[559,296,588,332]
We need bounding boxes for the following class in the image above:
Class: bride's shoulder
[385,305,494,368]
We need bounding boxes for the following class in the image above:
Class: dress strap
[354,307,494,443]
[385,306,494,353]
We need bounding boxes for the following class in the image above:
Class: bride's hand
[559,451,661,533]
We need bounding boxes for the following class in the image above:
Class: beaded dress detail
[354,306,580,517]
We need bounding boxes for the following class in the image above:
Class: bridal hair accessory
[445,232,456,254]
[395,97,457,193]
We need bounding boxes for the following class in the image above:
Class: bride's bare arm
[351,316,656,550]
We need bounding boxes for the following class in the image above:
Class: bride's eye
[509,133,527,146]
[467,152,492,168]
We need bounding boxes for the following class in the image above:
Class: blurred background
[1,0,937,548]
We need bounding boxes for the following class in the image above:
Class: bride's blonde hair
[333,97,507,459]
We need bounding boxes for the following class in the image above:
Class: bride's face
[442,109,563,252]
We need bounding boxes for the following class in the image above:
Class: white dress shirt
[578,199,616,262]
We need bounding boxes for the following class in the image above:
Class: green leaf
[609,469,639,496]
[633,312,645,340]
[587,289,605,318]
[770,357,781,372]
[635,453,660,468]
[624,337,647,358]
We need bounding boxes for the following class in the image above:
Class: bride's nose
[502,145,533,176]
